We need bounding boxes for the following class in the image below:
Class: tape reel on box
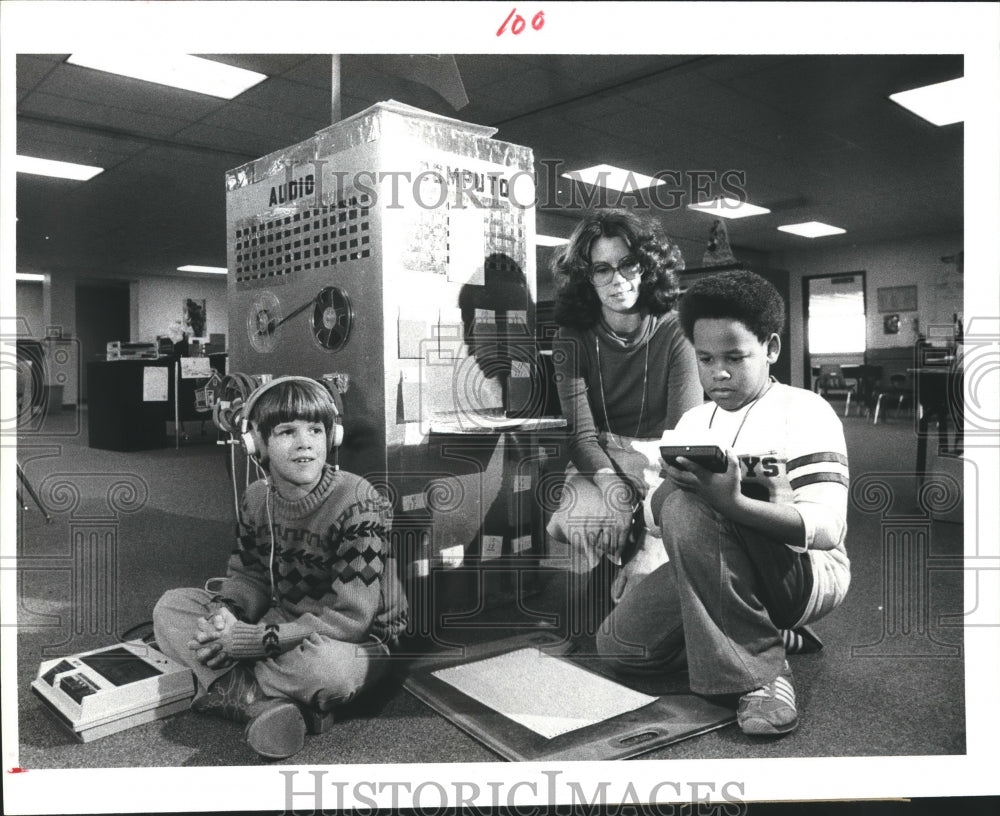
[311,286,353,351]
[246,291,282,353]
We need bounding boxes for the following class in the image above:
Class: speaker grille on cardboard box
[233,194,372,286]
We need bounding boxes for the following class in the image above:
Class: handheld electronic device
[31,640,194,742]
[659,444,728,473]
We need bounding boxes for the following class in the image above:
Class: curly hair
[551,210,685,329]
[678,269,786,343]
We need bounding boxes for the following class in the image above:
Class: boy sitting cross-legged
[597,270,850,736]
[153,376,407,760]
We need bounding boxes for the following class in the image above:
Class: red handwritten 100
[497,8,545,36]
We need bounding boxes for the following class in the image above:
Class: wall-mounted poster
[876,285,918,313]
[183,298,207,338]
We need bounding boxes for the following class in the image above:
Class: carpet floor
[12,405,967,768]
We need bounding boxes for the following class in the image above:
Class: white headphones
[239,375,344,458]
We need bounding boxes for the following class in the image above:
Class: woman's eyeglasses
[589,257,642,287]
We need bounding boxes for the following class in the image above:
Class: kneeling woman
[545,210,702,613]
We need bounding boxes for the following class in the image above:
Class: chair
[815,365,857,416]
[872,372,913,424]
[844,364,882,418]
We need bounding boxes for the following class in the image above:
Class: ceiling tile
[475,67,593,114]
[198,54,316,79]
[279,55,339,87]
[36,63,223,121]
[16,55,59,100]
[17,119,148,162]
[454,55,534,91]
[236,77,335,119]
[20,91,189,138]
[198,102,326,143]
[15,53,964,274]
[515,55,689,87]
[169,122,273,162]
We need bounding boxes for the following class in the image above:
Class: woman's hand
[663,447,742,514]
[188,606,238,669]
[588,472,638,561]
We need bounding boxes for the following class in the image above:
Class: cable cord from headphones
[264,477,278,607]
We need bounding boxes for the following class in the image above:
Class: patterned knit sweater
[216,464,408,659]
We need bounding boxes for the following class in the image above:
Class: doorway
[76,282,131,403]
[802,272,867,390]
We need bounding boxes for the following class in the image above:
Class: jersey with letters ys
[675,381,851,626]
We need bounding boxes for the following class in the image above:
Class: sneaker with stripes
[737,661,798,736]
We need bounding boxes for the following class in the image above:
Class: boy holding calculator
[598,270,850,736]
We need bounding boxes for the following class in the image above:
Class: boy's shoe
[300,706,336,735]
[193,664,306,760]
[737,661,798,736]
[780,625,824,654]
[243,700,307,759]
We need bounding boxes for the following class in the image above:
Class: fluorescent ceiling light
[16,273,46,282]
[688,196,771,220]
[535,234,569,247]
[67,54,267,99]
[778,221,846,238]
[889,77,965,126]
[16,154,104,181]
[562,163,665,193]
[177,265,228,275]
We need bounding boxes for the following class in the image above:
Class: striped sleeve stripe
[788,451,848,470]
[790,472,849,490]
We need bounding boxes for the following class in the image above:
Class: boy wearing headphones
[153,376,407,760]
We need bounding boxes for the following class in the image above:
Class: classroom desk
[909,365,963,480]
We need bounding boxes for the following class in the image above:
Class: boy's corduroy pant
[153,587,389,711]
[597,489,813,695]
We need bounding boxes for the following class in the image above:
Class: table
[87,354,227,451]
[908,366,963,480]
[87,359,173,451]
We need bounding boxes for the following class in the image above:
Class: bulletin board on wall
[928,272,964,333]
[876,285,918,313]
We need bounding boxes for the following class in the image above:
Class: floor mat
[403,631,735,761]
